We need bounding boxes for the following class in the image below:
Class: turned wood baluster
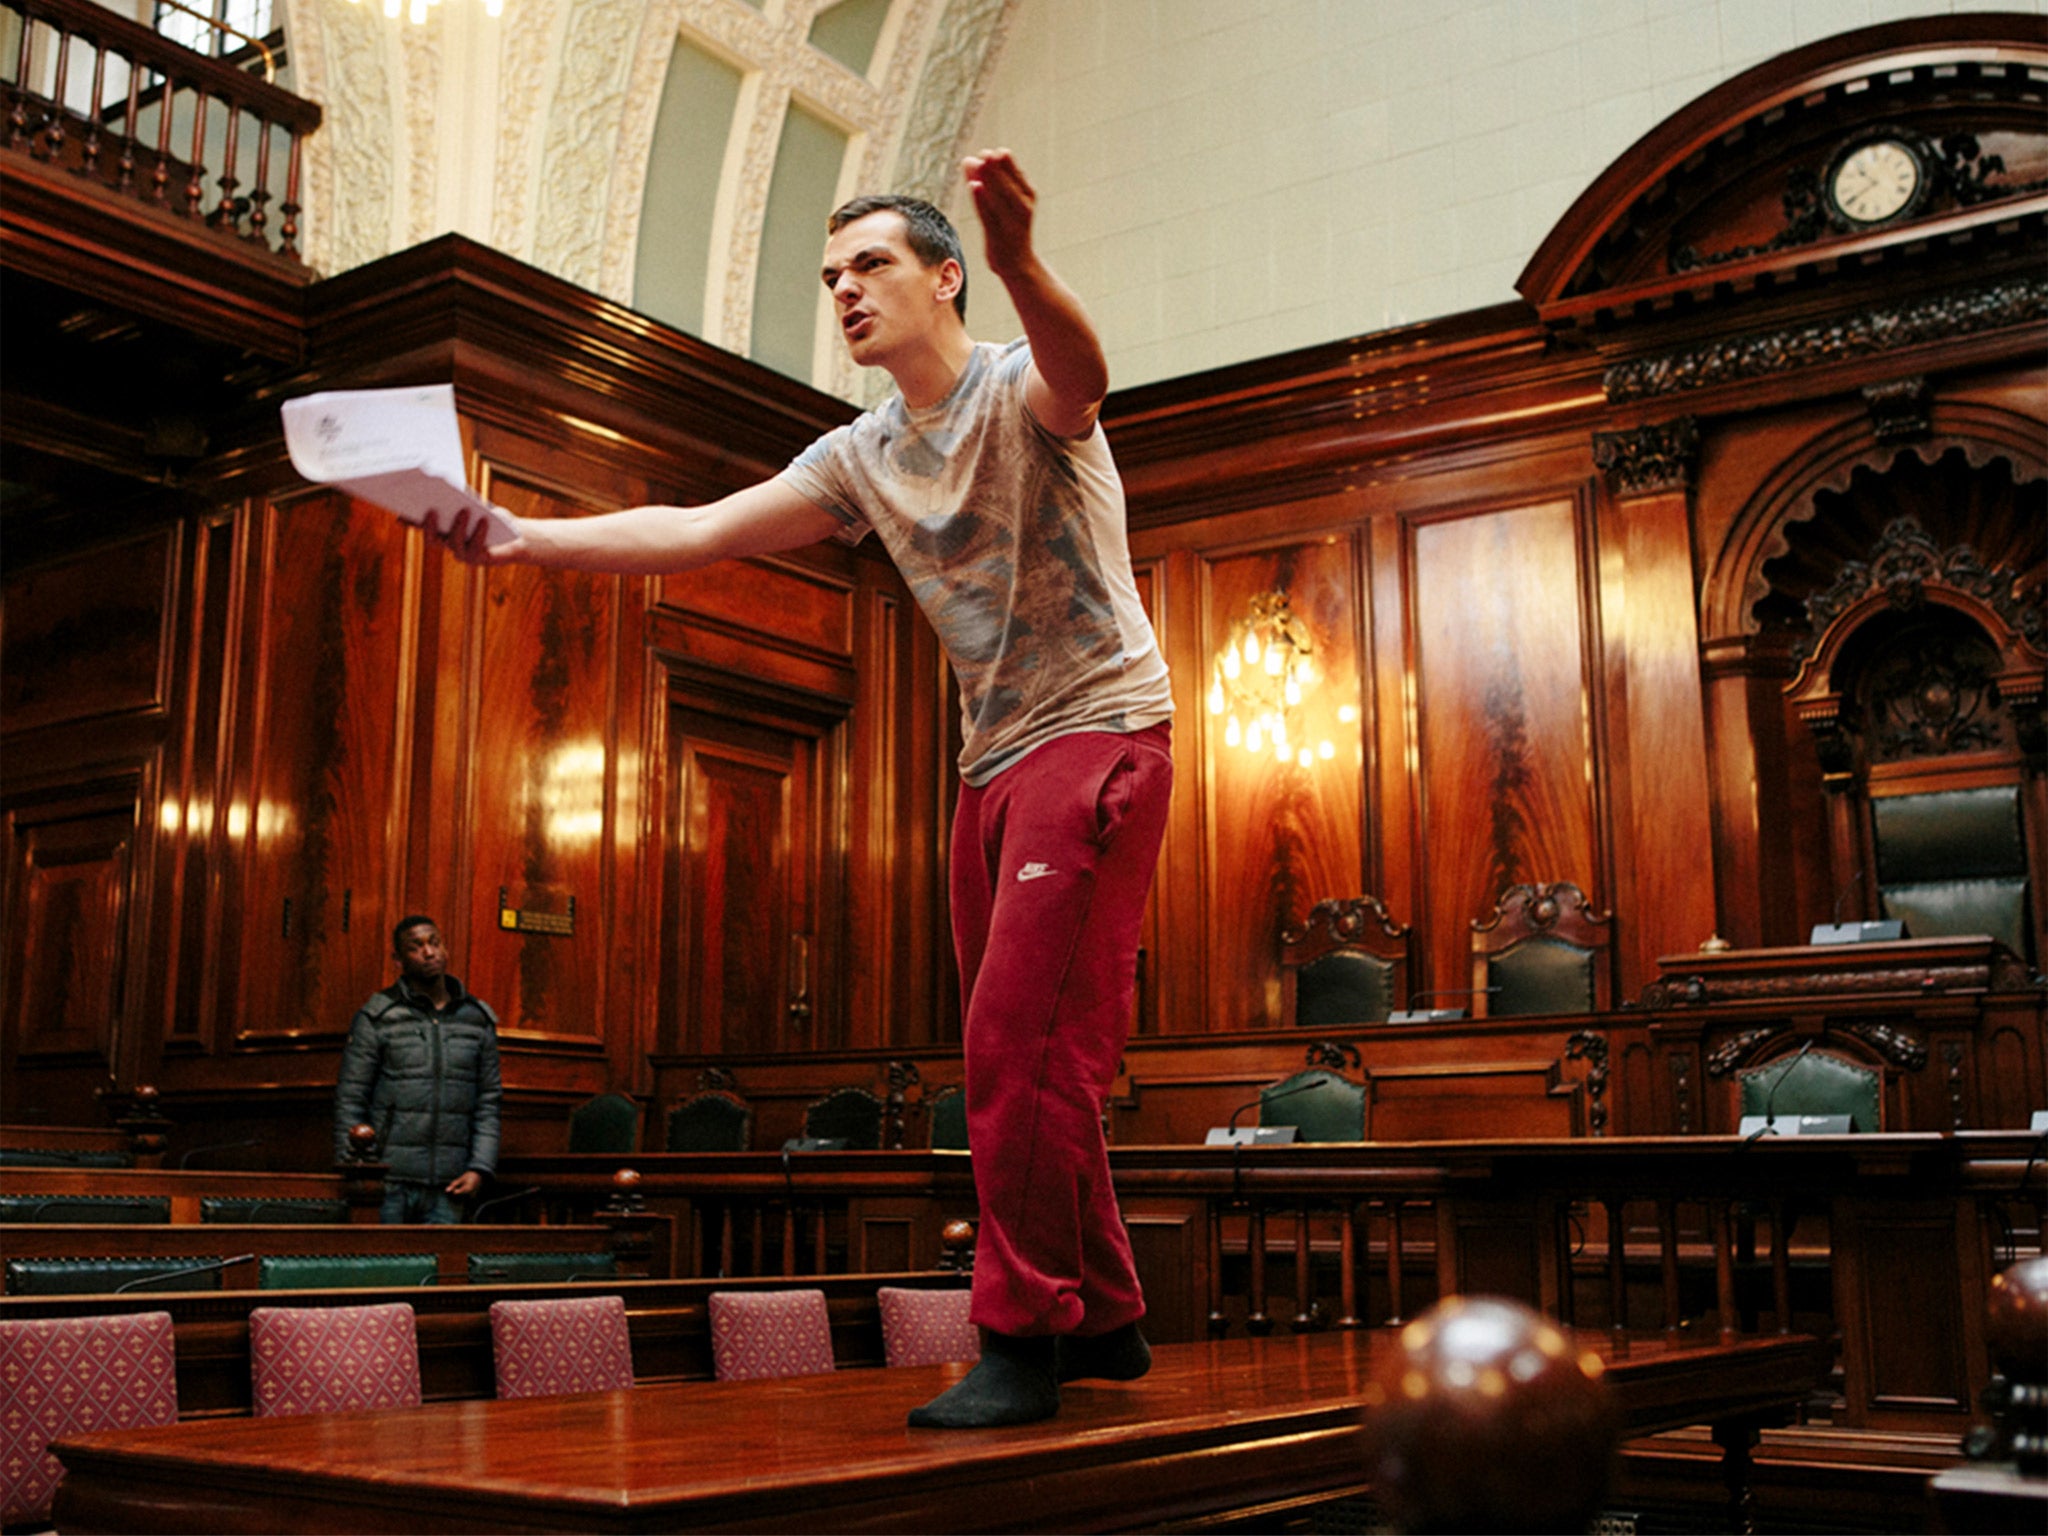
[247,113,273,243]
[1712,1198,1737,1341]
[1337,1201,1361,1328]
[78,35,106,176]
[114,48,139,191]
[1769,1198,1792,1334]
[750,1206,765,1277]
[718,1205,734,1278]
[6,16,32,149]
[213,97,241,226]
[38,21,70,161]
[1206,1202,1227,1336]
[1659,1195,1682,1337]
[781,1203,797,1278]
[1246,1202,1272,1335]
[149,64,173,205]
[1383,1199,1405,1325]
[278,124,304,256]
[183,83,209,217]
[1292,1204,1314,1330]
[812,1207,828,1274]
[1606,1196,1628,1336]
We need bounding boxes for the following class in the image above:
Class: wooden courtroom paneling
[228,494,413,1047]
[1,792,140,1068]
[0,531,173,734]
[1410,493,1605,995]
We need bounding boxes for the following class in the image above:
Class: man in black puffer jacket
[334,915,502,1224]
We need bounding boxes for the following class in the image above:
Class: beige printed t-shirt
[781,339,1172,785]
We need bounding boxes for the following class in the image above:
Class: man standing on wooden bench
[334,915,503,1225]
[432,150,1172,1427]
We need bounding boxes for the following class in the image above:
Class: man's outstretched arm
[436,474,843,572]
[963,149,1110,439]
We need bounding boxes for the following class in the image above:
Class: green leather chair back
[0,1194,169,1224]
[1873,785,2030,954]
[1259,1069,1367,1143]
[802,1087,884,1150]
[0,1148,132,1168]
[258,1253,439,1289]
[5,1256,224,1294]
[1295,951,1395,1027]
[666,1092,753,1152]
[927,1087,969,1151]
[467,1251,618,1283]
[1737,1050,1881,1134]
[200,1197,351,1224]
[568,1092,642,1155]
[1488,936,1596,1017]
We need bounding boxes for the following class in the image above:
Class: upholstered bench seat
[5,1256,225,1295]
[257,1253,439,1289]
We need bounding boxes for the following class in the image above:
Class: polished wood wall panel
[1408,497,1603,994]
[2,796,136,1066]
[1199,536,1366,1031]
[0,532,172,734]
[459,555,619,1045]
[229,497,410,1045]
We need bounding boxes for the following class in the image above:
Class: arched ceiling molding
[1517,14,2048,331]
[1703,402,2048,646]
[281,0,400,278]
[828,0,1015,405]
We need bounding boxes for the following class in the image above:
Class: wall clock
[1826,136,1927,226]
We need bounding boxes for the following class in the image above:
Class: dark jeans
[380,1181,463,1224]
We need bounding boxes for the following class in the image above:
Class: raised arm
[963,149,1109,438]
[434,474,843,573]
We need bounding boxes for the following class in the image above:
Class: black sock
[907,1332,1059,1428]
[1055,1321,1151,1383]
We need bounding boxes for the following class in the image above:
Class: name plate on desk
[1388,1008,1467,1023]
[1204,1126,1298,1146]
[1738,1114,1854,1137]
[1808,920,1906,945]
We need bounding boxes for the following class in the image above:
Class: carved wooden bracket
[1593,418,1699,497]
[1564,1030,1610,1137]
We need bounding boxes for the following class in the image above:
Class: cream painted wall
[956,0,2048,390]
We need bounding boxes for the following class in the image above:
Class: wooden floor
[52,1330,1826,1534]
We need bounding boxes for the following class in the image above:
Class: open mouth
[842,312,874,341]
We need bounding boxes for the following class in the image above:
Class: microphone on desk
[114,1253,256,1293]
[1743,1039,1816,1143]
[1208,1075,1333,1147]
[1388,988,1500,1024]
[469,1186,541,1223]
[178,1139,262,1169]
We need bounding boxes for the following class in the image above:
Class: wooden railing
[1,0,319,259]
[503,1132,2046,1436]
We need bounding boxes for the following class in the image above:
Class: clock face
[1830,139,1922,225]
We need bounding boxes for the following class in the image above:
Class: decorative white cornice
[402,7,444,249]
[284,0,399,277]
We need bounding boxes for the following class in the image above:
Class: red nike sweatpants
[951,722,1174,1337]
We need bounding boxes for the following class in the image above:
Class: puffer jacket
[333,975,501,1186]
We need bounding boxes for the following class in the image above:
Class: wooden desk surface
[52,1330,1824,1534]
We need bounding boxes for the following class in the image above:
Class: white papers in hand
[280,384,518,549]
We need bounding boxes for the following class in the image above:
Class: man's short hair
[828,194,967,319]
[392,915,439,952]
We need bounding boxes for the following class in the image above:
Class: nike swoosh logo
[1016,862,1055,882]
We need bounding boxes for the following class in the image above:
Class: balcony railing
[2,0,320,261]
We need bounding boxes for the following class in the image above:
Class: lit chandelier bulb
[1243,632,1261,667]
[1225,715,1242,747]
[1222,648,1241,680]
[1297,748,1312,768]
[1246,721,1264,754]
[1208,678,1225,714]
[1284,676,1301,707]
[1265,645,1284,677]
[1318,740,1335,759]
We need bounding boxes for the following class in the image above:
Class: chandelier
[349,0,506,22]
[1207,590,1338,768]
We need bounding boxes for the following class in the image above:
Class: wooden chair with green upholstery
[1281,896,1411,1028]
[567,1091,642,1155]
[1871,783,2032,960]
[1260,1042,1368,1142]
[1736,1045,1882,1133]
[665,1074,754,1153]
[925,1085,969,1151]
[1470,882,1614,1018]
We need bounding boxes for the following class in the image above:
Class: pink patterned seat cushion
[490,1296,634,1399]
[249,1302,421,1418]
[877,1286,980,1368]
[707,1290,836,1381]
[0,1310,180,1524]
